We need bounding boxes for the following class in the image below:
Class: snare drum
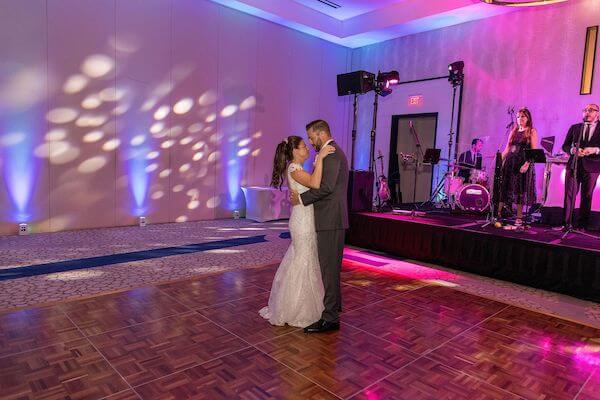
[444,175,464,196]
[456,183,490,212]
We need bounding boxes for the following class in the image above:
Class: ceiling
[292,0,407,21]
[208,0,522,48]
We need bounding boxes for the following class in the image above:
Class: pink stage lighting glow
[343,248,460,283]
[567,344,600,367]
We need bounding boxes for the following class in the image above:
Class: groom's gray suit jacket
[300,141,349,231]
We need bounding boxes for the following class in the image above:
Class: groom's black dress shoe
[303,319,340,333]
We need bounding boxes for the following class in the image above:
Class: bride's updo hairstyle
[271,135,303,190]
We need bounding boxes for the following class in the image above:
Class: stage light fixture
[139,216,147,227]
[448,61,464,87]
[375,71,400,97]
[480,0,567,6]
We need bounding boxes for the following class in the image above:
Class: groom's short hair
[306,119,331,136]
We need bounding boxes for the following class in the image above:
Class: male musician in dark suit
[457,138,483,181]
[560,104,600,230]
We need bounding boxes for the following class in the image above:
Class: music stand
[474,154,483,170]
[540,136,555,155]
[423,148,441,165]
[523,149,546,227]
[524,149,546,164]
[420,149,447,208]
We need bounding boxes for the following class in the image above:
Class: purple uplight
[1,126,38,222]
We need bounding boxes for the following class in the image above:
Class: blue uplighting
[2,122,38,222]
[126,146,150,217]
[355,132,370,170]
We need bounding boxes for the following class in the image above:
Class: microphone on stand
[505,106,515,129]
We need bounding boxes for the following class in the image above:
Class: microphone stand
[410,121,424,201]
[480,151,503,228]
[560,121,599,241]
[497,107,515,221]
[350,94,358,170]
[443,83,462,209]
[447,86,457,175]
[409,121,424,210]
[369,92,379,173]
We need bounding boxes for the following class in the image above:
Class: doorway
[388,114,438,204]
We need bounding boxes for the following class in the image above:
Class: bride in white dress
[259,135,335,327]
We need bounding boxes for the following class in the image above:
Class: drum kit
[442,162,491,212]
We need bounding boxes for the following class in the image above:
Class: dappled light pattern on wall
[0,0,349,234]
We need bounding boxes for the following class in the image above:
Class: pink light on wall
[560,166,600,186]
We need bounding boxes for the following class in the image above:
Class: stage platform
[347,211,600,303]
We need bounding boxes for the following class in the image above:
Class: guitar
[398,152,416,164]
[377,150,391,202]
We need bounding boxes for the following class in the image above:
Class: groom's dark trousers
[300,141,349,323]
[317,229,345,321]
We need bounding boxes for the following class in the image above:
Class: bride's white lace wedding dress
[259,163,324,327]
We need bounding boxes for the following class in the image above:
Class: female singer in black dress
[497,108,539,227]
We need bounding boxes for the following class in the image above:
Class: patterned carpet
[0,219,290,309]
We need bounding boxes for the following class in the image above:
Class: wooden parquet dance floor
[1,261,599,400]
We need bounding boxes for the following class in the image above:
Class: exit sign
[408,95,423,106]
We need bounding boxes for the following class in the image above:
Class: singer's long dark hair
[271,136,303,190]
[510,107,534,143]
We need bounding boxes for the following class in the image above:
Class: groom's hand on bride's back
[290,190,300,205]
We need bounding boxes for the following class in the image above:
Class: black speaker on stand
[336,71,375,97]
[337,71,376,213]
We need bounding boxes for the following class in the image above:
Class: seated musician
[457,138,483,181]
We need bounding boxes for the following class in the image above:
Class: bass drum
[456,183,490,212]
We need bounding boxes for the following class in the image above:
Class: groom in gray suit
[291,119,349,333]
